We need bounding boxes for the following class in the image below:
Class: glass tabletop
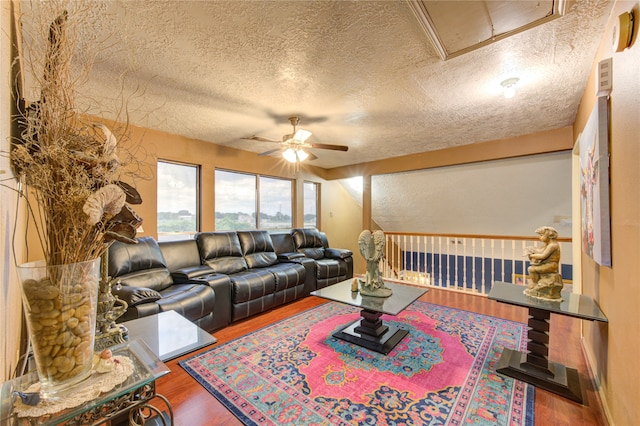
[311,279,428,315]
[0,339,169,425]
[488,281,608,322]
[122,310,217,361]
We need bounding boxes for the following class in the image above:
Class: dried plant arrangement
[8,0,147,267]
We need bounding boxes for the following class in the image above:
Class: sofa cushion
[325,247,353,259]
[159,239,202,272]
[196,232,248,274]
[109,236,167,277]
[112,285,161,307]
[108,237,173,292]
[238,230,278,269]
[268,262,306,292]
[315,258,347,279]
[291,228,325,259]
[270,232,296,254]
[230,270,276,304]
[157,283,216,322]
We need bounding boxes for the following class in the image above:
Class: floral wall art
[579,96,611,267]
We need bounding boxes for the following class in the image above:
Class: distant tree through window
[157,161,199,241]
[215,169,292,230]
[304,181,319,228]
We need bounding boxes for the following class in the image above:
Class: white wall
[369,151,572,237]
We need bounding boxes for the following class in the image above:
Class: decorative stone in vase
[17,258,100,396]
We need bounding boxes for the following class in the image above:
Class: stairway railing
[381,232,573,295]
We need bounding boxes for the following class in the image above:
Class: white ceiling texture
[20,0,613,170]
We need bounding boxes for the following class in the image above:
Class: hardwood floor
[154,288,608,425]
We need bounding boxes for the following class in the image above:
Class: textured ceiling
[20,0,612,169]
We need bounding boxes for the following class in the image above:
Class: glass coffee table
[122,310,217,361]
[311,279,427,355]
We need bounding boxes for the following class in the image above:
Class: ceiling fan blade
[309,142,349,152]
[294,129,312,142]
[306,152,318,161]
[258,148,282,156]
[242,135,281,143]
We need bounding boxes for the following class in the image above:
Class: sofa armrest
[325,248,353,259]
[171,265,216,282]
[277,252,306,261]
[112,283,162,307]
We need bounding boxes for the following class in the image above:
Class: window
[157,161,199,241]
[259,176,292,229]
[303,181,319,229]
[215,170,292,230]
[215,170,256,230]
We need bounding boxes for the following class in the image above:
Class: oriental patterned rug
[180,301,534,425]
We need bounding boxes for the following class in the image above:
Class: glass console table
[311,279,427,355]
[0,339,172,425]
[488,281,608,404]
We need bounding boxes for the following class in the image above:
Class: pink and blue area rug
[180,301,534,425]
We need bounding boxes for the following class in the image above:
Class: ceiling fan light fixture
[501,77,520,99]
[283,148,298,163]
[297,149,309,162]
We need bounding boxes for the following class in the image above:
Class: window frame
[156,159,201,240]
[303,180,320,229]
[214,168,294,231]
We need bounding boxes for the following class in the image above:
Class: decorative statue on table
[523,226,563,301]
[355,230,393,298]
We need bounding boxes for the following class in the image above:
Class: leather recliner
[107,236,217,331]
[237,230,308,306]
[196,231,277,322]
[158,239,232,332]
[291,228,353,289]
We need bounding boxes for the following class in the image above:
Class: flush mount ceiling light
[501,77,520,98]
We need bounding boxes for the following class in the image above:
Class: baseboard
[581,336,614,425]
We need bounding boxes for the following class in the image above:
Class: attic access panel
[407,0,566,60]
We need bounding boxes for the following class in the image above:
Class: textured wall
[573,1,640,424]
[370,151,572,237]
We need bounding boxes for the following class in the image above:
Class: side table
[488,281,608,403]
[0,339,172,425]
[121,310,217,361]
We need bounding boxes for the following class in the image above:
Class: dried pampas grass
[8,0,146,266]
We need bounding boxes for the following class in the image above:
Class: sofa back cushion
[196,232,248,274]
[108,236,173,292]
[159,239,201,272]
[270,232,296,254]
[291,228,325,260]
[237,230,278,269]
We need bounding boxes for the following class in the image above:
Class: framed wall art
[579,96,611,267]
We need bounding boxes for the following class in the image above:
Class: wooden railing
[381,232,573,295]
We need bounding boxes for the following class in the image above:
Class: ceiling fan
[242,116,348,163]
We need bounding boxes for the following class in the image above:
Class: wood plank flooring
[154,288,608,426]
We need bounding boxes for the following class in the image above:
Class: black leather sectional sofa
[107,228,353,332]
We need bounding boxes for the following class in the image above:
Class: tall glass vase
[17,258,100,396]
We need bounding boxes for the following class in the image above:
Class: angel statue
[357,230,393,297]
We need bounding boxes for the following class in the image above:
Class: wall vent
[596,57,613,96]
